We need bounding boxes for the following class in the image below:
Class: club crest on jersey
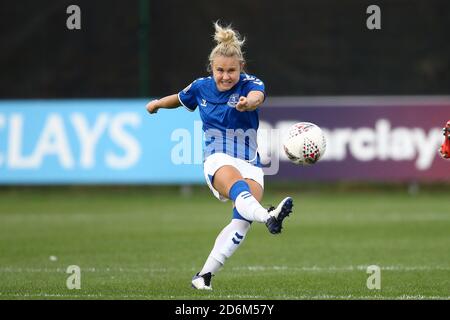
[227,94,240,108]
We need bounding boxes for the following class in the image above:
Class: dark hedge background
[1,0,449,98]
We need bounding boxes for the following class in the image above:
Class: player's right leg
[265,197,294,234]
[213,165,270,223]
[213,165,293,233]
[242,178,292,233]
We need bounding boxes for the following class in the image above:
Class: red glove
[439,120,450,159]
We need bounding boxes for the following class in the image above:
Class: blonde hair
[208,22,245,72]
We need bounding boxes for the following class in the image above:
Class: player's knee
[245,179,264,202]
[213,166,243,197]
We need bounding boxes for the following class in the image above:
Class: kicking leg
[213,165,269,223]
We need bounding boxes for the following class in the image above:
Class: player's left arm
[235,90,265,112]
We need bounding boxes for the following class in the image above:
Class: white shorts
[203,153,264,202]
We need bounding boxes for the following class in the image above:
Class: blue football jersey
[178,73,265,166]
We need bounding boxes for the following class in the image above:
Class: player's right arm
[146,94,180,114]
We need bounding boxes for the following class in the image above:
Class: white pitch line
[232,265,450,272]
[0,292,449,300]
[0,265,449,273]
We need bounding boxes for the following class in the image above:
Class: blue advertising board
[0,100,204,184]
[1,97,449,184]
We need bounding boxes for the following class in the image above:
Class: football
[282,122,327,165]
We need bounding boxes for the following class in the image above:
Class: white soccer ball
[282,122,327,165]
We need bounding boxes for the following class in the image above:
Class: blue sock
[229,180,250,201]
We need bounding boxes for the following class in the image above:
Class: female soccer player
[146,22,294,290]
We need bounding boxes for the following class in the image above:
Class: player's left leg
[192,218,251,290]
[192,179,263,290]
[245,178,263,202]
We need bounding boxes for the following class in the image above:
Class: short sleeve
[178,80,198,112]
[242,74,266,99]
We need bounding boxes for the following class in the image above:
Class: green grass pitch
[0,185,449,300]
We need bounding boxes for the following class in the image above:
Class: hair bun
[214,28,236,45]
[213,22,244,47]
